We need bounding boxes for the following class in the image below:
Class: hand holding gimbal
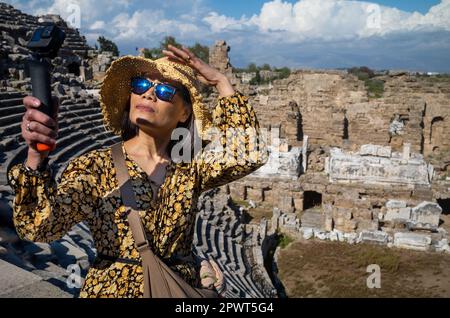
[26,23,65,153]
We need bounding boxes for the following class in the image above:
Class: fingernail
[33,99,40,106]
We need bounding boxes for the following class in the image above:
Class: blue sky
[209,0,441,17]
[5,0,450,72]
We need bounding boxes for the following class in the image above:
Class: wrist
[25,156,49,173]
[215,75,235,97]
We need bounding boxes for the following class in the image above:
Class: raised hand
[162,44,235,97]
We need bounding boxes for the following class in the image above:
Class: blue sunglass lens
[155,84,176,101]
[131,77,153,94]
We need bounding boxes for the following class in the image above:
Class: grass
[277,239,450,298]
[417,74,450,83]
[277,232,294,249]
[347,66,384,99]
[365,78,384,99]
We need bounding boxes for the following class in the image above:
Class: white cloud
[108,9,200,43]
[202,12,250,33]
[204,0,450,42]
[89,20,105,30]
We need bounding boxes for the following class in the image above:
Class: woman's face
[129,73,191,135]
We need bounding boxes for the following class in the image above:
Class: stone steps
[0,91,24,100]
[0,114,104,153]
[0,100,103,138]
[0,97,24,108]
[0,144,28,184]
[194,214,204,247]
[54,130,111,164]
[0,259,72,298]
[0,112,24,127]
[48,125,112,163]
[0,103,25,117]
[63,45,89,51]
[62,107,102,119]
[191,195,269,297]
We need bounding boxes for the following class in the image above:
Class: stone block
[293,198,303,211]
[393,232,432,251]
[246,187,262,202]
[384,207,411,222]
[278,196,294,213]
[360,144,391,157]
[359,230,388,244]
[230,184,245,201]
[314,230,329,240]
[301,211,325,229]
[302,227,314,240]
[410,201,442,228]
[386,199,407,209]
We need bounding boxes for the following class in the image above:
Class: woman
[7,45,268,297]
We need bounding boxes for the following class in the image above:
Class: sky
[4,0,450,72]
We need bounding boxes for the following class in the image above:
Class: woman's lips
[136,104,155,113]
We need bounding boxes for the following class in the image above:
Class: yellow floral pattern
[7,91,269,298]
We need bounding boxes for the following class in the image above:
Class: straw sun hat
[99,55,213,139]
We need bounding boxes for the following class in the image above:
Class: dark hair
[121,85,194,157]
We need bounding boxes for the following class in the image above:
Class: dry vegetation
[277,239,450,298]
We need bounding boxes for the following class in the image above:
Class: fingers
[23,96,41,109]
[162,49,188,65]
[21,96,58,150]
[209,259,225,291]
[199,258,226,295]
[24,120,57,138]
[22,120,57,145]
[167,44,191,60]
[23,107,57,128]
[200,260,216,289]
[164,44,199,66]
[181,45,195,59]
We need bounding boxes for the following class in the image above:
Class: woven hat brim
[99,55,213,139]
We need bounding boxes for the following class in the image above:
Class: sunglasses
[130,77,178,102]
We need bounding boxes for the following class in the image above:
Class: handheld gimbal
[26,23,65,152]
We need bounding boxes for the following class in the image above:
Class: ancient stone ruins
[0,2,449,298]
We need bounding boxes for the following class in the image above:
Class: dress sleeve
[195,91,269,193]
[6,151,100,243]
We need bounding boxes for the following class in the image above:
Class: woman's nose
[142,87,156,101]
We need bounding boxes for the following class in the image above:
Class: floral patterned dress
[7,91,268,297]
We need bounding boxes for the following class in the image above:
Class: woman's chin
[135,117,156,127]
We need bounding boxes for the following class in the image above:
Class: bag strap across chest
[110,142,151,254]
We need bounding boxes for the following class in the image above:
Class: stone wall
[326,144,433,186]
[207,40,450,254]
[209,40,449,175]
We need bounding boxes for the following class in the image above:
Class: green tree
[276,67,291,79]
[161,36,182,50]
[249,71,261,85]
[142,48,163,59]
[142,36,210,63]
[97,36,119,56]
[247,63,258,73]
[348,66,375,81]
[261,63,271,71]
[189,42,209,63]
